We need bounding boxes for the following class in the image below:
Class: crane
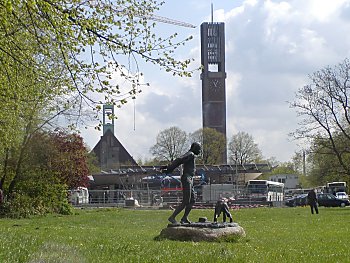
[146,14,196,28]
[115,8,196,28]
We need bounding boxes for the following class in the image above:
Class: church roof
[92,129,138,170]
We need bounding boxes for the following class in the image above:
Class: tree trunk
[0,148,9,190]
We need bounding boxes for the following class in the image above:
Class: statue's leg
[213,206,220,222]
[168,203,185,223]
[180,180,194,224]
[181,204,193,224]
[223,211,233,222]
[223,204,232,222]
[168,178,192,224]
[229,212,233,223]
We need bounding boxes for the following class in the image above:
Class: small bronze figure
[214,198,233,223]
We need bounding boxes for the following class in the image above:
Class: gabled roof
[92,129,138,170]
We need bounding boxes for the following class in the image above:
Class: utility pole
[303,150,306,177]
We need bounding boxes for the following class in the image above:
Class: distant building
[269,174,299,189]
[91,105,137,171]
[201,164,271,185]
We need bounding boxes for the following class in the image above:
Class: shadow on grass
[154,233,245,243]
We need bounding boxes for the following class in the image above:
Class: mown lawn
[0,206,349,262]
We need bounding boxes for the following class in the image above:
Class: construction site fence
[73,188,285,208]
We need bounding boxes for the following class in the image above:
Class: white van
[68,187,89,205]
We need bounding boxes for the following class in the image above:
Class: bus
[247,180,284,202]
[326,182,347,195]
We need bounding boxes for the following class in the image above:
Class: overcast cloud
[80,0,350,163]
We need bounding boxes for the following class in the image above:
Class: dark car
[317,193,350,207]
[285,194,308,207]
[285,196,296,207]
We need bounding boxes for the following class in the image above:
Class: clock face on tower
[210,78,222,92]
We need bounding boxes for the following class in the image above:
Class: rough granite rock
[158,222,246,242]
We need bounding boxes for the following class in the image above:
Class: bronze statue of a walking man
[161,142,201,224]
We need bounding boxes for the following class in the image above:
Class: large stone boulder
[157,221,246,242]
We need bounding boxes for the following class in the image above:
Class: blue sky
[80,0,350,163]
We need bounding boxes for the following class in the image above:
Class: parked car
[296,194,308,206]
[335,192,349,200]
[285,197,296,207]
[317,193,350,207]
[285,194,308,207]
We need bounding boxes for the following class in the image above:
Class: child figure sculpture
[213,198,233,223]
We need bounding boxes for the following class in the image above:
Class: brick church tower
[200,21,227,163]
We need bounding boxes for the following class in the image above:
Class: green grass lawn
[0,206,349,263]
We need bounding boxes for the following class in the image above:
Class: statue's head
[190,142,201,155]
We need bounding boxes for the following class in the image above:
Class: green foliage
[298,174,313,188]
[190,127,226,165]
[0,207,350,262]
[0,0,196,219]
[1,130,90,191]
[0,130,90,218]
[305,135,350,187]
[87,151,101,174]
[261,164,297,180]
[0,0,196,118]
[0,170,72,218]
[139,157,168,166]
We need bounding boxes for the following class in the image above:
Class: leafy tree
[228,131,262,165]
[150,126,188,162]
[1,170,72,218]
[258,161,294,179]
[290,151,306,176]
[305,136,350,185]
[0,130,90,217]
[1,0,195,122]
[50,131,90,189]
[0,0,195,216]
[189,127,226,165]
[0,4,73,198]
[290,58,350,176]
[141,157,166,166]
[269,164,296,175]
[0,0,195,188]
[18,131,90,189]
